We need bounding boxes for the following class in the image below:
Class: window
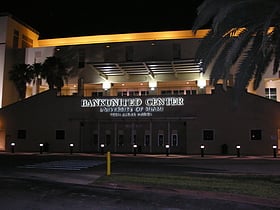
[105,134,111,145]
[186,89,197,95]
[161,90,172,95]
[265,88,277,100]
[93,133,98,145]
[173,90,184,95]
[92,92,103,97]
[13,30,19,48]
[158,131,164,146]
[251,129,262,140]
[56,130,65,140]
[131,130,136,144]
[118,134,124,146]
[140,91,149,96]
[171,133,178,146]
[117,91,128,96]
[203,129,214,141]
[17,129,26,139]
[144,131,150,146]
[118,130,124,146]
[129,91,139,96]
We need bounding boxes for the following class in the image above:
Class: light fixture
[200,144,205,157]
[69,143,74,154]
[197,72,206,88]
[165,144,170,156]
[102,80,111,90]
[149,80,157,90]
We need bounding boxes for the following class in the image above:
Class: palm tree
[53,46,81,77]
[32,62,43,94]
[9,63,34,100]
[192,0,280,97]
[41,56,69,93]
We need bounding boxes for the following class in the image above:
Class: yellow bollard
[106,151,111,176]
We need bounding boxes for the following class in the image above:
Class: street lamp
[10,142,15,153]
[200,144,205,157]
[165,144,170,156]
[273,145,277,158]
[69,143,74,154]
[236,145,241,157]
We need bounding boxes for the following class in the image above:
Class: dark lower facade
[0,88,279,156]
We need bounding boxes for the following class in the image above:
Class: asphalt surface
[0,152,279,210]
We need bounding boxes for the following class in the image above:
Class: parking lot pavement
[0,152,279,209]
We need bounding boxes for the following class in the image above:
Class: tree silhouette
[192,0,280,96]
[9,63,34,100]
[41,56,69,93]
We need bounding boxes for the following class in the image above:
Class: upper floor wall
[0,14,39,49]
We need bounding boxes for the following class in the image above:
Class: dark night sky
[0,0,204,39]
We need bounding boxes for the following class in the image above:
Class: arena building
[0,14,279,155]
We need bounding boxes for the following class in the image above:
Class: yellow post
[106,151,111,176]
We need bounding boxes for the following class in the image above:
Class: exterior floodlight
[197,72,206,88]
[102,81,111,90]
[236,145,241,157]
[10,142,15,153]
[165,144,170,156]
[149,80,157,90]
[39,143,44,154]
[133,144,137,156]
[200,144,205,157]
[273,145,277,158]
[100,143,105,155]
[69,143,74,154]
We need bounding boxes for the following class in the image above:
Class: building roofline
[37,29,209,47]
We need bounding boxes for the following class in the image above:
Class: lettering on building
[81,97,184,117]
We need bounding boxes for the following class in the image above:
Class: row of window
[203,129,262,141]
[92,89,198,97]
[13,30,33,48]
[93,133,179,147]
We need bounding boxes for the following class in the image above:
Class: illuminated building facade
[0,14,279,155]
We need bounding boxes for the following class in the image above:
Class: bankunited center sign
[81,97,184,117]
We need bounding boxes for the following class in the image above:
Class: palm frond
[209,39,234,86]
[253,48,273,90]
[235,33,263,91]
[193,0,280,96]
[192,0,231,32]
[224,29,254,65]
